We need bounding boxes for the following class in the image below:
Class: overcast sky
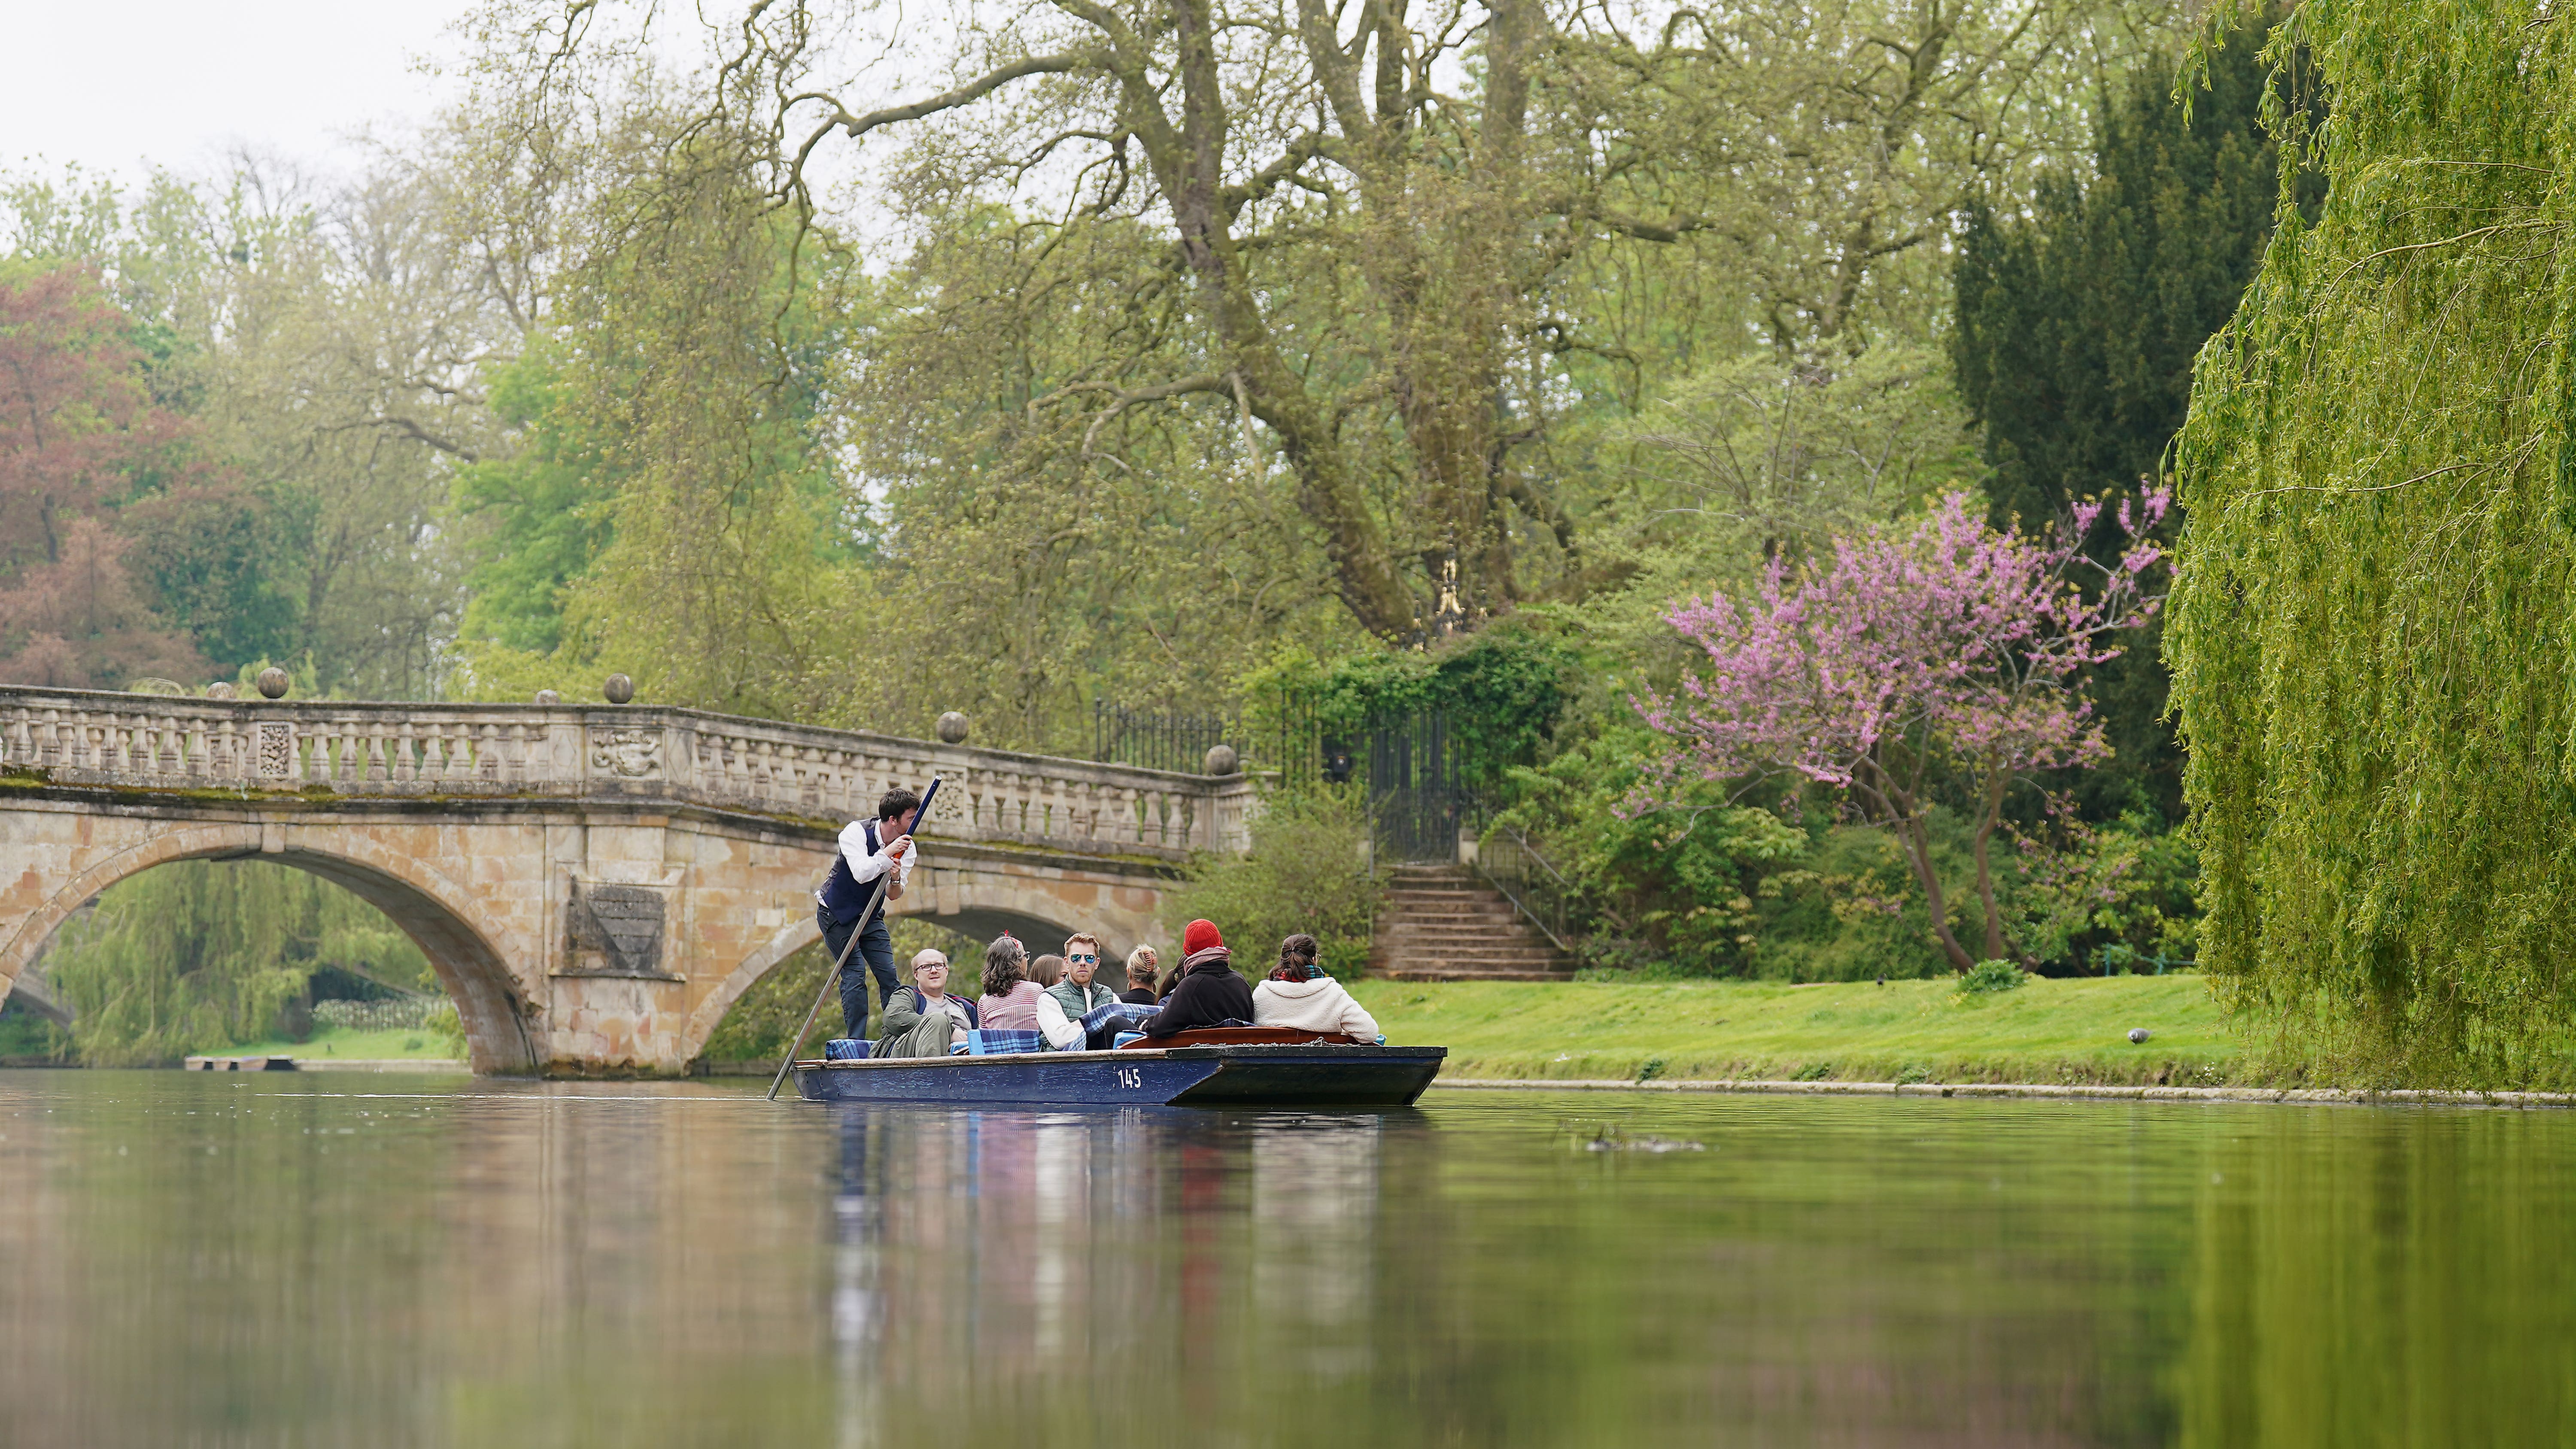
[0,0,479,183]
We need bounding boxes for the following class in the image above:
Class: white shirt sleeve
[838,821,914,887]
[1035,993,1083,1050]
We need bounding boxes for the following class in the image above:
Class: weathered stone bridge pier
[0,688,1251,1074]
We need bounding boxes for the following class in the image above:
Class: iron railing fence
[1470,820,1575,956]
[1091,702,1245,776]
[1272,686,1321,791]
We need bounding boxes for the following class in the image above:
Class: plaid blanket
[966,1029,1048,1056]
[823,1038,870,1061]
[1080,1002,1159,1034]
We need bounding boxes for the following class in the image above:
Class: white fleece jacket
[1250,976,1380,1041]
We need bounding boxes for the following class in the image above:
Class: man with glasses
[1036,933,1141,1051]
[874,948,978,1058]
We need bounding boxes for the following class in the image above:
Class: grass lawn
[1351,974,2239,1087]
[223,1024,467,1064]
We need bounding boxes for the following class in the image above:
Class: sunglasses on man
[1068,953,1099,965]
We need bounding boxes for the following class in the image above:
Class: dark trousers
[817,903,896,1039]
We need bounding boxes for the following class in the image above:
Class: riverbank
[221,1024,468,1068]
[1352,974,2237,1087]
[1426,1079,2576,1109]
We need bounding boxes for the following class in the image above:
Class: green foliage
[533,150,860,722]
[1750,822,1965,983]
[423,1000,467,1054]
[847,209,1361,751]
[118,480,300,674]
[1953,27,2312,822]
[1254,628,1582,791]
[1600,342,1985,589]
[0,1002,72,1063]
[1997,809,2200,972]
[1958,960,2028,993]
[41,861,436,1066]
[2170,0,2576,1086]
[1954,31,2302,528]
[1496,729,1807,975]
[452,342,616,656]
[1163,790,1385,979]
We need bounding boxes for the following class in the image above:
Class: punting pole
[768,775,941,1101]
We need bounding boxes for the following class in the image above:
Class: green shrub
[424,1000,467,1054]
[1958,960,2027,993]
[1996,808,2199,972]
[1492,729,1807,976]
[1163,788,1384,977]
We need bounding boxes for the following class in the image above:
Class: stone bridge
[0,688,1252,1074]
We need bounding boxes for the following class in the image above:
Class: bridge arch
[1,824,538,1073]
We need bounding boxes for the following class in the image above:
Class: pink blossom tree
[1631,490,2169,971]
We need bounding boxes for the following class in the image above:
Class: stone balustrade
[0,688,1251,859]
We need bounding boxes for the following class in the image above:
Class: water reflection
[824,1105,1400,1444]
[0,1075,2570,1447]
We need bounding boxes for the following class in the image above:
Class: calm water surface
[0,1072,2567,1448]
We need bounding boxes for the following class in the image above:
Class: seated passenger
[1252,934,1380,1043]
[1030,954,1066,990]
[1039,933,1134,1051]
[1140,919,1255,1039]
[1120,946,1160,1005]
[874,950,979,1058]
[977,934,1047,1033]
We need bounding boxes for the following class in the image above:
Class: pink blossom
[1628,489,2169,969]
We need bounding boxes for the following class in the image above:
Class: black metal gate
[1364,711,1462,862]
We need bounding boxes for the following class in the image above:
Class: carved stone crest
[589,727,662,780]
[256,722,297,779]
[563,880,675,978]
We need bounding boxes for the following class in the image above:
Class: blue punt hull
[793,1044,1446,1108]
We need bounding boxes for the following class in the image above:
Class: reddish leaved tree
[0,262,214,688]
[1631,491,2169,971]
[0,516,207,687]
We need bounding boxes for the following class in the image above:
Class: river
[0,1072,2565,1446]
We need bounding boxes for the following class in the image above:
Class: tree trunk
[1970,771,2013,965]
[1139,0,1416,635]
[1857,762,1979,972]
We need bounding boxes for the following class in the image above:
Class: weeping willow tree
[2171,2,2576,1085]
[40,861,435,1066]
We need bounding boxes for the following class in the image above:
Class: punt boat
[793,1029,1446,1108]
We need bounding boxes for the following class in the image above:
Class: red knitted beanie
[1182,918,1224,957]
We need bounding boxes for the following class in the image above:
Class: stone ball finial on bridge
[206,681,236,700]
[255,667,289,700]
[937,711,970,744]
[604,674,635,705]
[534,689,562,705]
[1204,743,1239,777]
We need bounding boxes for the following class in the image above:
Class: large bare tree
[488,0,2169,636]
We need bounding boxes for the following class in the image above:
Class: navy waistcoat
[818,820,895,928]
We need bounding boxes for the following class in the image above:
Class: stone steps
[1373,865,1576,981]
